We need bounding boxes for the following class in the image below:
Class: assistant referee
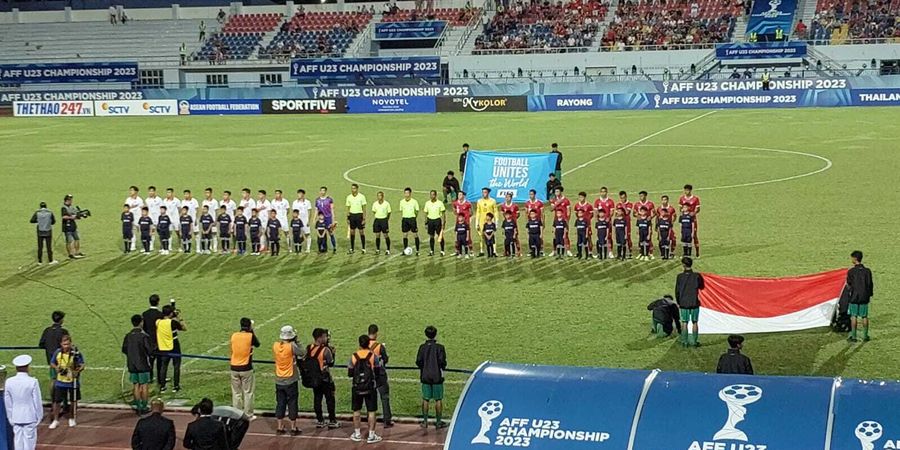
[346,184,367,254]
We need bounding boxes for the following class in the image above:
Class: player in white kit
[292,189,313,253]
[145,186,163,251]
[163,188,182,231]
[201,187,220,251]
[256,189,272,252]
[272,189,290,246]
[124,186,144,251]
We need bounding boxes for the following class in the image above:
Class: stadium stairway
[0,19,206,66]
[457,9,493,55]
[732,15,748,41]
[795,0,819,33]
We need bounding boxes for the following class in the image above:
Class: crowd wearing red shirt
[474,0,609,53]
[602,0,740,50]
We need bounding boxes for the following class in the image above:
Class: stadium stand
[810,0,900,44]
[601,0,742,51]
[259,11,372,60]
[197,13,282,62]
[381,6,481,26]
[473,0,609,53]
[0,19,202,65]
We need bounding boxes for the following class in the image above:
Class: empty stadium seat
[259,11,372,59]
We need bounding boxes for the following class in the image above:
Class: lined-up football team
[119,182,702,259]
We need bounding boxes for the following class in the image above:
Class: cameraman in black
[61,194,85,259]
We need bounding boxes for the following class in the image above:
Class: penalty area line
[562,110,719,176]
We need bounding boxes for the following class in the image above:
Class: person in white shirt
[221,190,237,220]
[163,188,182,231]
[292,189,313,253]
[256,190,272,251]
[182,190,200,251]
[125,186,144,251]
[145,186,163,251]
[272,189,290,234]
[201,188,220,252]
[4,354,43,450]
[238,188,256,219]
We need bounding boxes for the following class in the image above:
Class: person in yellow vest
[749,31,758,43]
[367,324,393,427]
[762,70,771,91]
[156,304,186,393]
[475,187,498,256]
[347,335,383,444]
[273,325,304,435]
[229,318,260,420]
[48,335,83,430]
[775,26,784,41]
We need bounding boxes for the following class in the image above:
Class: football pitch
[1,108,898,418]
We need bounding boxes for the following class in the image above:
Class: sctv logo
[143,102,171,114]
[101,102,129,114]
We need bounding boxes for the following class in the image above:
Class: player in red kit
[452,191,474,253]
[593,186,615,219]
[656,194,676,245]
[549,187,572,256]
[574,191,594,225]
[678,184,701,257]
[616,190,634,258]
[499,192,521,256]
[524,189,544,255]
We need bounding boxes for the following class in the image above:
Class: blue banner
[716,42,807,59]
[0,62,138,84]
[375,20,446,40]
[528,94,651,111]
[648,88,853,109]
[0,90,143,106]
[290,56,440,81]
[850,88,900,106]
[177,99,262,115]
[633,371,832,450]
[747,0,797,35]
[831,379,900,450]
[446,363,648,450]
[461,151,558,203]
[347,96,435,113]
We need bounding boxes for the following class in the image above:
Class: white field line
[31,364,467,384]
[562,110,719,176]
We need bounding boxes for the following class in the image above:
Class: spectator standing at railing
[199,21,207,42]
[416,326,447,429]
[229,318,259,420]
[367,324,393,427]
[109,5,117,25]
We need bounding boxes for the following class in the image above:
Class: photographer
[49,335,84,430]
[30,201,57,265]
[156,302,186,393]
[229,318,259,419]
[306,328,339,428]
[61,195,85,259]
[273,325,304,436]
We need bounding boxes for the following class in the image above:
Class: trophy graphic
[763,0,782,17]
[855,421,883,450]
[654,94,661,108]
[662,81,670,93]
[471,400,504,445]
[713,385,762,441]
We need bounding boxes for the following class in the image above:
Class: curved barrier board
[830,379,900,450]
[445,363,651,449]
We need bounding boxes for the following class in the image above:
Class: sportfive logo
[262,99,347,114]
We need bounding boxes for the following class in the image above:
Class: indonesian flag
[699,269,846,335]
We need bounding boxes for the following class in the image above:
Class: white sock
[355,428,361,435]
[369,430,375,437]
[306,235,311,251]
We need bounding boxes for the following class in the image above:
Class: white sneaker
[48,260,59,265]
[367,433,383,444]
[385,250,391,255]
[49,420,59,429]
[350,431,363,442]
[247,414,258,421]
[68,419,76,427]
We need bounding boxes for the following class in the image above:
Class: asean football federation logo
[855,421,883,450]
[713,385,762,441]
[756,0,790,18]
[471,400,504,445]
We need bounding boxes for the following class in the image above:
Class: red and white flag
[699,269,846,335]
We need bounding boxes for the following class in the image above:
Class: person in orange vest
[367,324,393,427]
[273,326,304,435]
[347,335,383,444]
[229,318,260,420]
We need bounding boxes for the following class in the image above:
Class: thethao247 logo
[689,384,766,450]
[470,400,611,447]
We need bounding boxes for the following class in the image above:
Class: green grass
[1,108,898,417]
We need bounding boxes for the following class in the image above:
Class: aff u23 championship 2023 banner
[461,151,558,203]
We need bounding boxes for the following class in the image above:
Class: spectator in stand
[199,21,207,42]
[416,326,447,429]
[109,5,118,25]
[217,8,227,24]
[795,19,808,39]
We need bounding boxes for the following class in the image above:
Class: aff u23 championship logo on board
[470,399,611,447]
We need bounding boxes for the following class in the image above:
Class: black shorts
[373,218,389,234]
[426,218,442,235]
[53,386,81,403]
[351,389,378,412]
[401,218,418,233]
[348,213,364,230]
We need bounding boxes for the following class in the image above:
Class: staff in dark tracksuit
[846,250,874,342]
[716,335,754,375]
[675,257,704,347]
[647,295,681,338]
[367,324,393,427]
[30,202,56,264]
